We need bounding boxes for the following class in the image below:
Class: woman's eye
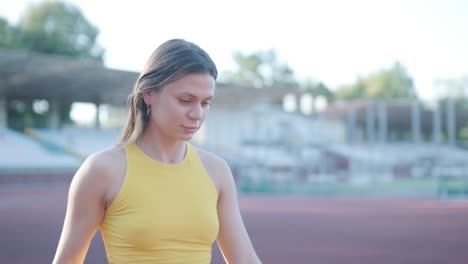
[179,99,191,103]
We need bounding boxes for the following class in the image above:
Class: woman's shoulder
[193,146,231,194]
[69,145,126,201]
[74,145,126,186]
[193,146,229,169]
[85,145,126,172]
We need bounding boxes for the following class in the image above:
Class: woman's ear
[142,90,152,106]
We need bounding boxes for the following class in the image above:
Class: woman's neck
[137,129,186,164]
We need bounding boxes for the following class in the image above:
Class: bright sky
[1,0,467,102]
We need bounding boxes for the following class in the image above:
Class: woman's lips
[182,125,198,133]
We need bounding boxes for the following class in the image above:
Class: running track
[1,185,467,264]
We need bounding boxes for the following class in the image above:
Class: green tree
[335,78,366,100]
[301,79,334,102]
[336,62,415,100]
[259,49,297,88]
[0,1,105,131]
[0,0,104,61]
[223,51,264,87]
[222,49,298,88]
[0,18,23,48]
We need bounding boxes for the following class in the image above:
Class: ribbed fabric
[100,143,219,264]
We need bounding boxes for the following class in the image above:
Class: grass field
[437,176,468,199]
[240,177,468,198]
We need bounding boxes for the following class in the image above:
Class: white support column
[366,102,375,144]
[411,101,422,143]
[377,101,387,143]
[0,97,6,128]
[433,101,442,144]
[347,105,356,144]
[48,100,60,129]
[447,98,456,146]
[94,103,101,129]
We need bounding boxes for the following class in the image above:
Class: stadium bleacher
[0,128,82,171]
[28,127,121,158]
[0,127,122,185]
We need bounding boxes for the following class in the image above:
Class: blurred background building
[1,0,467,198]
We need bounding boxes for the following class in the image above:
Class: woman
[53,39,261,264]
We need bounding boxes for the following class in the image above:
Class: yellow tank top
[100,143,219,264]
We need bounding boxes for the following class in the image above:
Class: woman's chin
[178,133,194,141]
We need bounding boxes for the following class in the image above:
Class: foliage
[0,18,21,48]
[335,62,415,100]
[301,79,334,103]
[0,0,104,61]
[0,1,104,131]
[222,49,298,88]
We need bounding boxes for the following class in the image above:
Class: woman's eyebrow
[176,92,214,100]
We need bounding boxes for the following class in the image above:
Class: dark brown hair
[119,39,217,144]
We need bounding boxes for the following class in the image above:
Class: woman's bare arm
[197,148,261,264]
[53,151,115,264]
[216,159,261,264]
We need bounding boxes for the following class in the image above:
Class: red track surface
[1,185,467,264]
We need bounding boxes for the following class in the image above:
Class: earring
[146,105,151,116]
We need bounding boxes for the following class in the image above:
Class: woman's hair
[119,39,218,144]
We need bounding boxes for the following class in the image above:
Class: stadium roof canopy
[324,99,468,134]
[0,48,297,108]
[0,48,139,106]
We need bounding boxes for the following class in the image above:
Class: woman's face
[143,72,215,142]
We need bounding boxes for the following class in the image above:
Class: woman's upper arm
[53,153,111,264]
[215,159,261,264]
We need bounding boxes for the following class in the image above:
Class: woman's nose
[188,104,203,120]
